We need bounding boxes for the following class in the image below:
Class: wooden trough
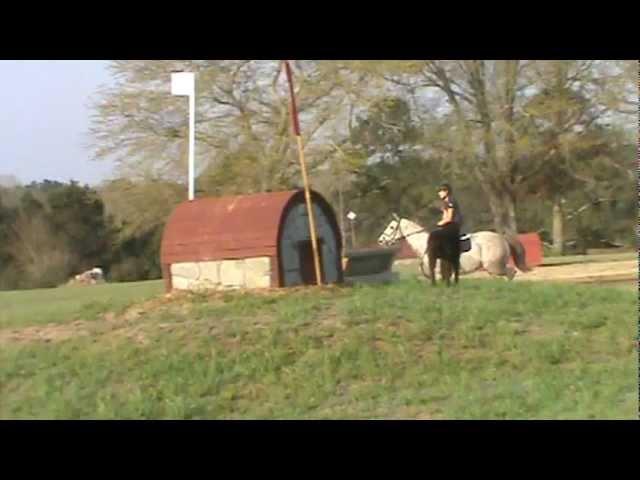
[342,247,398,285]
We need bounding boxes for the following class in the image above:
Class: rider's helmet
[437,183,452,194]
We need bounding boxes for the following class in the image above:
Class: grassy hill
[0,280,163,329]
[0,277,636,419]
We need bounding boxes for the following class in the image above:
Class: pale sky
[0,60,115,186]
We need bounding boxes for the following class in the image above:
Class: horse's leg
[485,261,517,281]
[484,244,509,277]
[419,256,430,281]
[451,239,461,285]
[454,255,460,285]
[428,251,437,286]
[441,260,447,286]
[442,260,451,287]
[441,241,454,286]
[484,253,518,281]
[426,236,436,286]
[445,240,456,287]
[480,237,519,281]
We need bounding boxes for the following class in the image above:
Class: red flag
[281,60,323,285]
[283,60,301,137]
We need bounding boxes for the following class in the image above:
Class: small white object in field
[347,211,357,221]
[68,267,105,286]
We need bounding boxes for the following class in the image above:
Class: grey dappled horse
[378,215,530,282]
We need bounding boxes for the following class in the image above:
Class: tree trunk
[504,192,519,236]
[552,197,564,255]
[421,61,523,238]
[486,187,518,236]
[487,193,505,233]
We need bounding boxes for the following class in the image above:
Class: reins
[388,221,430,280]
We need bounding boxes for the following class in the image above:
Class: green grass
[0,278,636,419]
[610,281,638,291]
[0,280,163,329]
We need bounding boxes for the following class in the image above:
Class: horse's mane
[400,218,426,234]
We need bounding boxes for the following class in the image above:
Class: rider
[431,182,463,253]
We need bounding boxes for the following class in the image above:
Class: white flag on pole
[171,72,195,96]
[171,72,196,201]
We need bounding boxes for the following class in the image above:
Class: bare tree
[374,60,634,237]
[7,213,76,287]
[91,61,358,188]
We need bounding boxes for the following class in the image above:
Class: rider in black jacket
[431,183,463,252]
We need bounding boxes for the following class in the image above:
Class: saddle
[459,233,472,252]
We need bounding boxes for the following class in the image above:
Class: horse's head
[377,213,402,246]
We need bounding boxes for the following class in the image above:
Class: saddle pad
[460,234,472,253]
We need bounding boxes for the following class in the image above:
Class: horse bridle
[382,217,431,279]
[381,218,426,246]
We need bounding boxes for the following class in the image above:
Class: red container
[507,232,543,269]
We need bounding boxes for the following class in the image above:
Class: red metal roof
[161,190,329,265]
[161,190,294,264]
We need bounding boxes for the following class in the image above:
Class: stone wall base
[170,257,272,291]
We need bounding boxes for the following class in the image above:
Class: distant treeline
[0,166,634,291]
[0,180,163,290]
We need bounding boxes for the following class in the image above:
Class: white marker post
[171,72,196,201]
[347,211,357,248]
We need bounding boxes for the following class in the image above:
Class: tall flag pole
[171,71,196,201]
[283,60,323,286]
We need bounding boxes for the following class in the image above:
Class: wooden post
[351,218,357,248]
[338,182,345,257]
[347,211,357,249]
[329,141,346,257]
[283,60,322,285]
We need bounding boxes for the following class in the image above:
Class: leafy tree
[520,61,634,253]
[348,60,634,239]
[342,96,445,245]
[1,181,117,289]
[90,61,364,224]
[0,195,18,289]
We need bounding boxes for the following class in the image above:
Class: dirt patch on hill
[0,321,91,345]
[0,292,183,346]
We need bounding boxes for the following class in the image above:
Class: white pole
[188,91,195,201]
[171,71,196,201]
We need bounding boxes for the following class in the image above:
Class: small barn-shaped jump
[160,190,343,292]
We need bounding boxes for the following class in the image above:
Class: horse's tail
[505,234,531,272]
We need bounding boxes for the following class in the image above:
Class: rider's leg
[428,251,437,286]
